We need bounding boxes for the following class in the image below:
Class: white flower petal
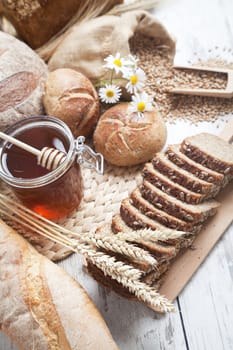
[99,84,122,104]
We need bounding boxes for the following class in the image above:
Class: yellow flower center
[113,58,122,67]
[137,101,146,112]
[106,90,114,98]
[130,75,138,85]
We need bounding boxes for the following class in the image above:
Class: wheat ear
[0,194,175,313]
[0,194,157,265]
[116,227,187,242]
[82,234,157,266]
[126,279,175,313]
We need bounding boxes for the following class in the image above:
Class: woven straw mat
[0,163,143,262]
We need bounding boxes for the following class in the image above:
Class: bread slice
[166,144,225,185]
[141,180,220,223]
[143,162,206,204]
[130,187,199,232]
[112,213,177,260]
[152,152,219,195]
[181,133,233,175]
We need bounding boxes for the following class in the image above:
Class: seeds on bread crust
[141,180,220,223]
[130,188,200,232]
[152,152,219,195]
[166,144,225,185]
[143,162,207,204]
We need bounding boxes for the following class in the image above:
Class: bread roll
[93,103,167,166]
[43,69,100,138]
[0,0,123,49]
[0,219,119,350]
[0,32,48,131]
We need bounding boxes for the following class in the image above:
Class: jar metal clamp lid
[76,136,104,174]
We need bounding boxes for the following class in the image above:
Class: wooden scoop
[0,131,66,171]
[169,65,233,98]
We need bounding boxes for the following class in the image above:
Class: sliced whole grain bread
[152,152,219,195]
[181,133,233,175]
[130,187,200,233]
[166,144,225,185]
[143,162,207,204]
[141,179,220,223]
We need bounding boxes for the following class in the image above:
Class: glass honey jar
[0,115,103,220]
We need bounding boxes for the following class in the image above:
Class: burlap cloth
[48,10,176,81]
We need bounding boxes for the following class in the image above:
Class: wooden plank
[178,224,233,350]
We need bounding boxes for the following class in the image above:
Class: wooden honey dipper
[0,131,66,171]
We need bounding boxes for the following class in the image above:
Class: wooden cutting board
[160,118,233,301]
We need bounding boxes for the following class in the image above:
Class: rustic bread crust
[0,32,48,131]
[0,220,119,350]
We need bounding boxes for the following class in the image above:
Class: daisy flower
[128,92,154,116]
[124,67,146,94]
[104,52,128,75]
[98,84,122,104]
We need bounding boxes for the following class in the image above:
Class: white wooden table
[1,0,233,349]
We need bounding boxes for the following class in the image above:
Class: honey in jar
[0,116,84,219]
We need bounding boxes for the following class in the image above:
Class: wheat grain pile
[130,33,233,124]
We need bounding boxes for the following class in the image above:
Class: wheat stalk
[85,249,174,313]
[0,194,174,313]
[0,194,157,267]
[126,279,175,313]
[83,233,157,266]
[116,226,187,242]
[0,200,142,281]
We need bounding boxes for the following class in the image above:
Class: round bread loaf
[0,32,48,131]
[93,103,167,166]
[43,68,100,138]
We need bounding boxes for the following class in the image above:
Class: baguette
[0,219,119,350]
